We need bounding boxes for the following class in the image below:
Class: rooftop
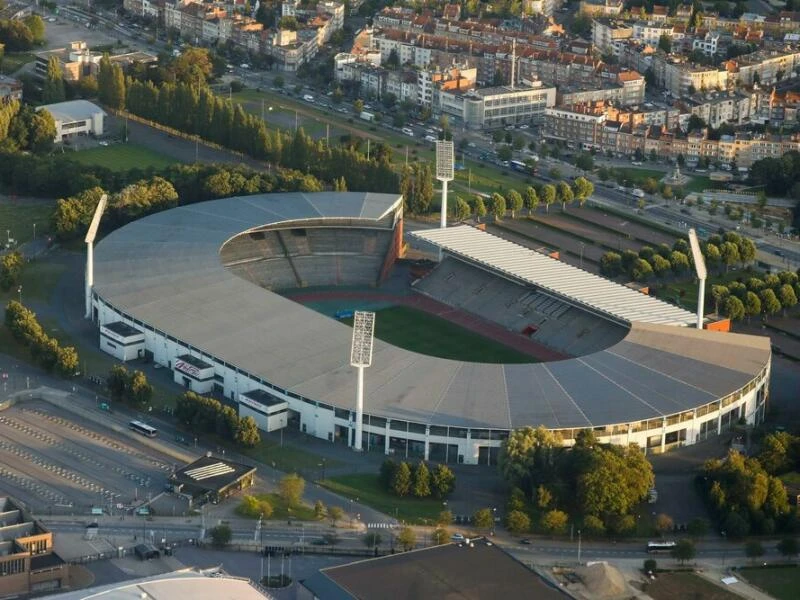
[37,100,106,123]
[304,540,568,600]
[171,455,255,492]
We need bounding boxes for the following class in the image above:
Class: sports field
[68,144,177,171]
[739,566,800,600]
[343,306,536,363]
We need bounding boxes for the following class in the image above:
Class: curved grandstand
[91,192,771,465]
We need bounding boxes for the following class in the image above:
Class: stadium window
[429,425,448,438]
[490,430,508,441]
[471,429,491,440]
[390,420,408,432]
[318,402,333,411]
[334,408,350,420]
[408,422,426,435]
[448,427,468,439]
[367,416,387,429]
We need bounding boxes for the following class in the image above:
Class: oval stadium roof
[93,193,771,431]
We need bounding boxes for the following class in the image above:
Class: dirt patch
[578,562,630,599]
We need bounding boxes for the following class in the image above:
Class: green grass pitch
[68,144,177,172]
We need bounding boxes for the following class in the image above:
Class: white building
[693,32,720,56]
[632,21,674,46]
[238,389,289,432]
[37,100,106,142]
[440,83,557,129]
[100,322,145,361]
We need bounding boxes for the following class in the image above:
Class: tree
[56,346,79,378]
[129,370,153,406]
[210,524,232,547]
[575,153,594,172]
[279,474,305,508]
[473,508,494,530]
[412,461,431,498]
[541,510,568,535]
[392,462,412,497]
[379,459,397,490]
[524,186,539,214]
[490,192,506,221]
[499,426,561,495]
[397,526,417,551]
[353,99,364,114]
[437,510,454,526]
[537,485,553,510]
[711,285,730,314]
[97,56,126,110]
[572,177,594,206]
[431,464,456,499]
[656,513,674,533]
[671,539,696,564]
[687,518,709,538]
[235,416,261,447]
[0,251,23,291]
[600,251,623,277]
[644,558,657,573]
[237,494,274,519]
[507,189,524,218]
[744,291,761,321]
[42,56,65,103]
[432,527,450,545]
[651,255,671,278]
[474,196,487,222]
[584,515,605,536]
[107,364,129,402]
[363,532,382,548]
[314,500,326,520]
[724,296,745,320]
[779,284,798,315]
[557,181,574,211]
[720,241,740,272]
[745,540,765,563]
[453,196,471,222]
[760,288,782,318]
[328,505,344,527]
[631,258,653,281]
[497,145,513,162]
[541,184,556,213]
[777,537,799,558]
[505,510,531,534]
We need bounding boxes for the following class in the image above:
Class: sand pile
[577,562,629,599]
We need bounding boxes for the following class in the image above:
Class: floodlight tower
[350,311,375,452]
[688,228,708,329]
[85,194,108,320]
[435,139,454,260]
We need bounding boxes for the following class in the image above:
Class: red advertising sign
[174,359,201,378]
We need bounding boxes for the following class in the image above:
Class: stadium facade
[90,192,771,465]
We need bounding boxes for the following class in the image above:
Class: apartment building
[579,0,624,17]
[0,497,68,597]
[726,49,800,87]
[693,31,721,56]
[632,21,674,46]
[34,41,157,82]
[0,75,23,102]
[544,104,607,149]
[592,19,633,53]
[559,70,645,107]
[680,90,754,128]
[440,82,557,129]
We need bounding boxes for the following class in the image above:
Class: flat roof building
[169,455,256,503]
[37,100,106,142]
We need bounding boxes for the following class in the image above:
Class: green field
[739,566,800,600]
[320,474,444,525]
[646,572,742,600]
[343,306,536,363]
[69,144,177,171]
[0,200,56,245]
[0,52,35,75]
[241,438,339,474]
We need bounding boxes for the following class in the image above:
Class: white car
[518,124,529,130]
[451,533,465,542]
[99,141,109,147]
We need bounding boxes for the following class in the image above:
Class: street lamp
[17,285,22,304]
[33,223,36,241]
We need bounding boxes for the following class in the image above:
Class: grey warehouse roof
[37,99,105,123]
[412,225,697,326]
[93,193,771,431]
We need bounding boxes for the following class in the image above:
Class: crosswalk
[367,523,397,529]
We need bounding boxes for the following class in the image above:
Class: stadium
[90,192,771,465]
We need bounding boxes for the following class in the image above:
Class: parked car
[451,533,465,542]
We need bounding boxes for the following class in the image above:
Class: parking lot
[0,401,176,515]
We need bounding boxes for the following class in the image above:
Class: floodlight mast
[84,194,108,319]
[435,140,454,261]
[350,311,375,452]
[688,228,708,329]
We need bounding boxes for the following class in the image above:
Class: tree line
[0,99,56,155]
[0,15,45,51]
[378,459,456,499]
[699,447,795,538]
[106,365,154,407]
[0,251,22,291]
[4,301,79,377]
[498,427,654,536]
[711,270,798,321]
[600,241,693,282]
[174,390,260,448]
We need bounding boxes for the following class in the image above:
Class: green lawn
[320,474,444,525]
[646,572,742,600]
[251,492,319,521]
[739,566,800,600]
[241,439,340,474]
[69,144,177,171]
[0,200,56,245]
[342,306,537,363]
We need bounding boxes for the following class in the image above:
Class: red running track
[285,290,569,362]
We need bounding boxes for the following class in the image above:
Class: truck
[360,111,375,122]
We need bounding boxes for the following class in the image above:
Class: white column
[438,180,448,262]
[354,366,364,451]
[696,277,706,329]
[660,417,667,453]
[85,240,94,319]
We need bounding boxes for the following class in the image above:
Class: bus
[129,420,157,437]
[647,541,676,553]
